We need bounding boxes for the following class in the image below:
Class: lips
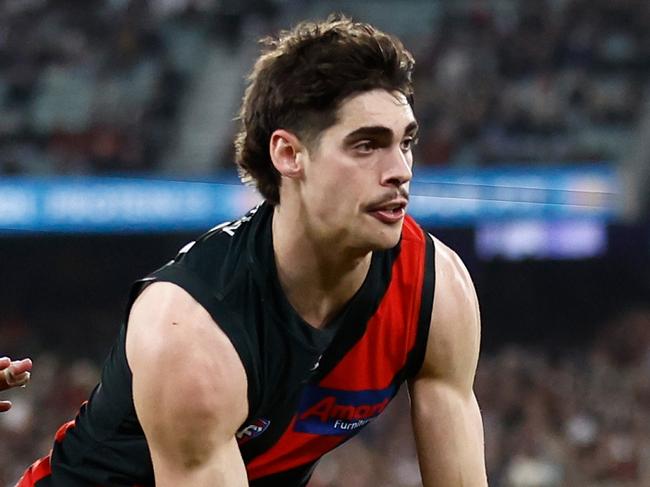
[370,207,406,224]
[367,199,408,224]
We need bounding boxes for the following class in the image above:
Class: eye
[353,141,375,154]
[400,137,418,152]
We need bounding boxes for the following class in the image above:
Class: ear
[269,129,306,178]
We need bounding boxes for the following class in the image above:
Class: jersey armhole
[406,232,435,378]
[127,263,259,419]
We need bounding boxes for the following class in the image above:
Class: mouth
[366,200,408,224]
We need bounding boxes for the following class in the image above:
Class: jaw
[295,214,401,259]
[282,195,405,256]
[354,212,405,251]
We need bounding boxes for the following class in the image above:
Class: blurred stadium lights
[476,219,607,260]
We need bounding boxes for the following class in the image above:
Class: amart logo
[294,384,396,436]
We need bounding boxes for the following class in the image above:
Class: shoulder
[419,235,481,389]
[131,204,267,312]
[126,282,248,428]
[172,219,247,276]
[431,235,478,323]
[177,204,267,264]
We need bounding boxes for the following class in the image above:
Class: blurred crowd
[1,0,649,175]
[410,0,650,166]
[0,0,279,175]
[0,0,182,174]
[1,306,648,487]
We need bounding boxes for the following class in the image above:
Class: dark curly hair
[234,15,415,204]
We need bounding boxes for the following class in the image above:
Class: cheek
[333,173,366,206]
[308,177,363,223]
[314,164,362,197]
[304,153,371,214]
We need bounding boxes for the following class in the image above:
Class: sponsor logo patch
[236,418,271,445]
[295,384,396,435]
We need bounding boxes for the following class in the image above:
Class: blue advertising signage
[0,164,620,233]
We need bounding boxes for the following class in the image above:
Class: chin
[367,225,403,251]
[350,215,404,252]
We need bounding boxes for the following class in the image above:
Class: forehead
[331,89,416,136]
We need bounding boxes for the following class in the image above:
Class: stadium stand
[1,0,649,173]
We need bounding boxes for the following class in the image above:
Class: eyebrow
[343,121,419,145]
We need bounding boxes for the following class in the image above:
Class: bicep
[409,378,485,486]
[126,282,249,486]
[408,236,487,486]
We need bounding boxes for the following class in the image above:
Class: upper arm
[408,236,487,486]
[415,236,481,389]
[126,281,249,486]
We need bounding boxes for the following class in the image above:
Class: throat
[276,252,372,330]
[271,205,373,329]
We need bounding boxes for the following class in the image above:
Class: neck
[272,204,372,329]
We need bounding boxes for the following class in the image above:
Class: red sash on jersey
[247,216,428,480]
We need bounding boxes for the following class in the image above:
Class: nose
[381,147,413,188]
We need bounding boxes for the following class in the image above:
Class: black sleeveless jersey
[31,202,435,487]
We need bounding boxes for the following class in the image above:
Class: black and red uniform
[18,202,435,487]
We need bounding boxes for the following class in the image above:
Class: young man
[19,16,487,486]
[0,356,32,412]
